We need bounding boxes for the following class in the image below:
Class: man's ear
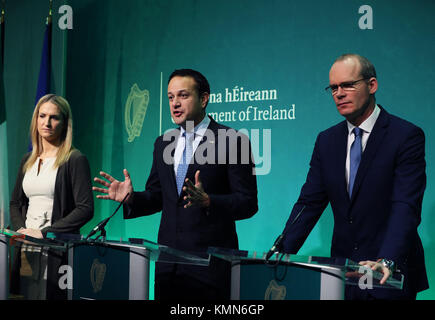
[368,77,378,95]
[201,92,210,109]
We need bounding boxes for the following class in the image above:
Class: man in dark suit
[93,69,258,300]
[282,54,428,300]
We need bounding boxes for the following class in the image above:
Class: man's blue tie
[176,132,194,195]
[349,127,362,197]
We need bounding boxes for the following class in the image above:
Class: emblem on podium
[264,279,286,300]
[90,258,106,293]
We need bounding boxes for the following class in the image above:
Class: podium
[208,247,404,300]
[0,230,9,299]
[0,228,68,300]
[1,229,210,300]
[67,238,210,300]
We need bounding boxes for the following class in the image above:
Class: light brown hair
[23,94,75,172]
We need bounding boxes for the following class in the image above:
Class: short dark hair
[168,69,210,98]
[334,53,377,79]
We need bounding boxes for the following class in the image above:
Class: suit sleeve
[9,155,29,231]
[207,132,258,221]
[123,140,163,219]
[378,126,426,263]
[283,133,329,254]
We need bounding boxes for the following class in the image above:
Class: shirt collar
[347,104,381,135]
[180,115,210,137]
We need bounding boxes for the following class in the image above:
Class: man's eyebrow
[168,89,190,95]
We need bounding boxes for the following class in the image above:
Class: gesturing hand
[183,170,210,209]
[93,169,133,202]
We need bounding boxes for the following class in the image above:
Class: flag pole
[1,2,4,62]
[1,1,4,24]
[47,0,52,24]
[0,0,5,230]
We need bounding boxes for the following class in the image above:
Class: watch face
[382,259,395,271]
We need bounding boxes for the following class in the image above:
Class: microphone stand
[95,225,107,242]
[85,193,130,241]
[265,205,306,262]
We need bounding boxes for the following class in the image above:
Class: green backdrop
[2,0,435,300]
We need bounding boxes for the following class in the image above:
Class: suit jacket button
[353,243,358,250]
[349,218,353,224]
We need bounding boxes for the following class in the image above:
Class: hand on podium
[359,259,392,285]
[17,228,43,239]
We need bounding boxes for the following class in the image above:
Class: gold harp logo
[125,83,150,143]
[90,258,106,293]
[264,280,286,300]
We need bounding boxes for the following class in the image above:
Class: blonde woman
[9,94,93,299]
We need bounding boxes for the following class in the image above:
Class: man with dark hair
[281,54,428,300]
[168,68,211,101]
[94,69,258,300]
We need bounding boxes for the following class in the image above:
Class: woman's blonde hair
[23,94,75,172]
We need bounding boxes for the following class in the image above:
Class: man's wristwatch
[380,259,396,272]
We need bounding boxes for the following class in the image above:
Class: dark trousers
[10,246,67,300]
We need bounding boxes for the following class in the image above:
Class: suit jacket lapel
[168,117,217,198]
[185,116,217,179]
[161,129,180,198]
[350,107,390,203]
[335,122,350,203]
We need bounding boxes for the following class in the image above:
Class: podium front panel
[209,247,404,298]
[68,239,209,300]
[69,243,150,300]
[231,261,344,300]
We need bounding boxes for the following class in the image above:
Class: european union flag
[29,11,52,151]
[34,13,52,106]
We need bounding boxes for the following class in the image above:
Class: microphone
[85,193,130,240]
[265,205,306,261]
[265,234,284,260]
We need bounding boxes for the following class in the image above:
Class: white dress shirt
[21,157,58,286]
[174,116,211,176]
[22,157,58,230]
[345,105,381,191]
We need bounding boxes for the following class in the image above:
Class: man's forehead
[329,58,361,81]
[168,76,197,90]
[167,87,193,94]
